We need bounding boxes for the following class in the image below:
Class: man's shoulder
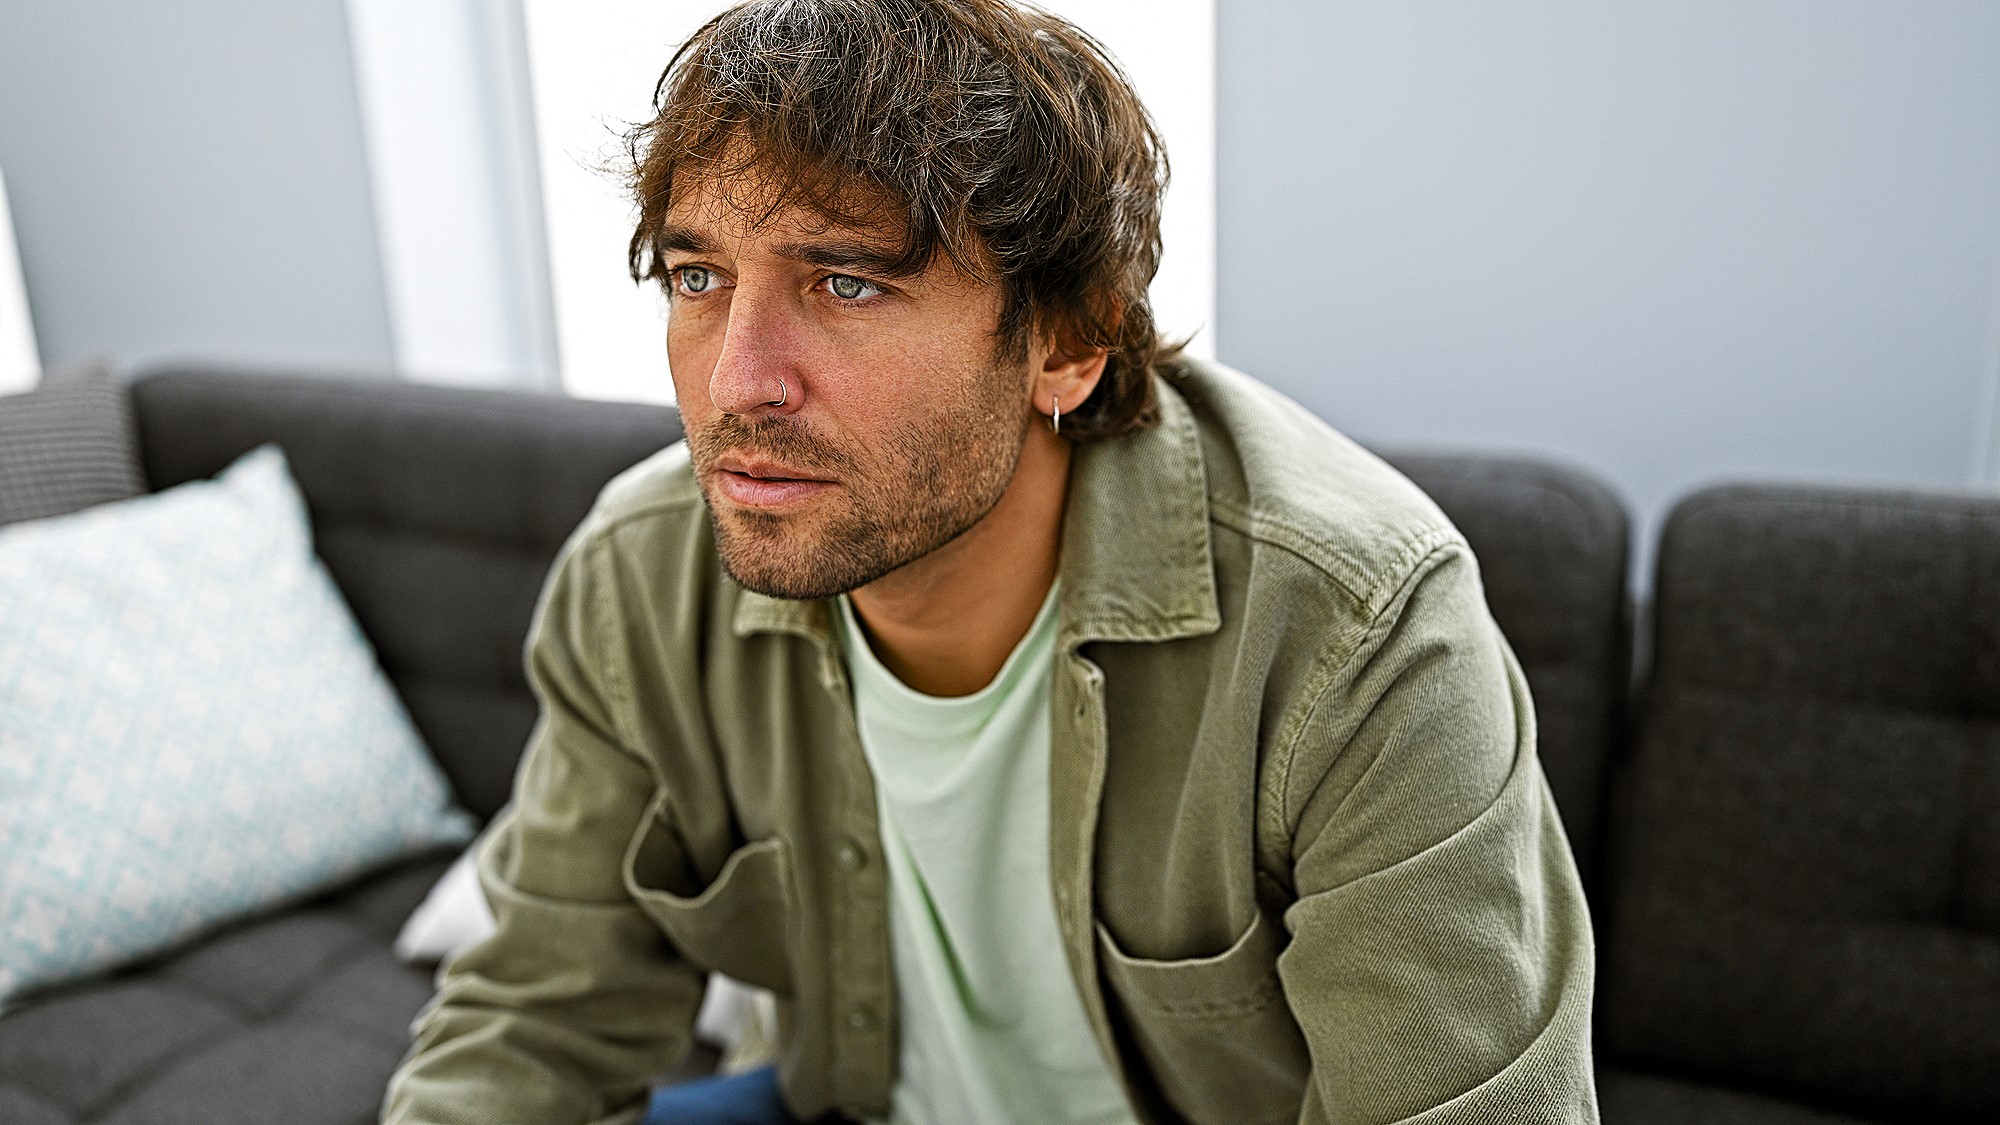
[1171,359,1463,616]
[552,440,737,634]
[574,439,707,546]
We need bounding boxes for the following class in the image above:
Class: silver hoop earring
[767,378,787,408]
[1051,394,1061,435]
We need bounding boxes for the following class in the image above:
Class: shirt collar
[1054,372,1219,648]
[731,370,1219,650]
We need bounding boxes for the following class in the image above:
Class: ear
[1034,331,1110,426]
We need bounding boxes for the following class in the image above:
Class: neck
[848,421,1070,697]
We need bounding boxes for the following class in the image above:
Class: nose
[707,291,802,417]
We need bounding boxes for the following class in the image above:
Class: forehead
[654,152,994,289]
[663,162,903,250]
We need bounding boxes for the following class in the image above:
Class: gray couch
[1598,487,2000,1123]
[0,364,1991,1124]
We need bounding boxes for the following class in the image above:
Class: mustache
[690,413,860,476]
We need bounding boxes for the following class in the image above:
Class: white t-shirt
[835,586,1137,1125]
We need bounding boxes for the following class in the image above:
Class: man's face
[660,171,1036,600]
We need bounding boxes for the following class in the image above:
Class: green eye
[827,274,878,300]
[678,267,714,294]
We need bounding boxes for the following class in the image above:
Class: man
[384,1,1597,1122]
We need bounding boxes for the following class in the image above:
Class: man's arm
[1277,543,1599,1124]
[383,534,706,1125]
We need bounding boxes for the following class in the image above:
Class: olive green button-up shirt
[383,358,1599,1125]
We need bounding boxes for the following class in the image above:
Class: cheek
[665,316,721,402]
[842,318,1005,411]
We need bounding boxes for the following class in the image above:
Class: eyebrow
[653,225,717,255]
[653,224,911,278]
[772,240,911,277]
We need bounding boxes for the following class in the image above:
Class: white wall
[522,0,1216,404]
[0,169,37,393]
[1218,0,2000,585]
[347,0,559,390]
[0,0,396,374]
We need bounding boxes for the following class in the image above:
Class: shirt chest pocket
[623,796,799,996]
[1096,909,1311,1125]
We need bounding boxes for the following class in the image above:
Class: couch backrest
[1602,483,2000,1117]
[129,366,683,821]
[123,368,1636,894]
[1382,453,1631,895]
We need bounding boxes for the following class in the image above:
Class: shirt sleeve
[381,533,707,1125]
[1276,542,1600,1125]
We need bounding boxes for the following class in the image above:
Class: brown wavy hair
[626,0,1177,441]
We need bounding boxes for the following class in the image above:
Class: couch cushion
[1604,485,2000,1120]
[0,851,452,1125]
[1599,1066,1888,1124]
[1381,452,1630,893]
[0,360,144,527]
[128,366,683,820]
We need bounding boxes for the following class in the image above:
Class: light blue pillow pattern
[0,445,474,1008]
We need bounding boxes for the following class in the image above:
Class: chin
[716,548,868,601]
[708,509,869,601]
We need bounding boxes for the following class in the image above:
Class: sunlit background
[2,1,1998,584]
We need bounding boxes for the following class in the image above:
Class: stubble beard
[689,360,1031,601]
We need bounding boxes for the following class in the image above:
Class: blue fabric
[646,1067,801,1125]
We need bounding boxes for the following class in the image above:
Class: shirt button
[835,838,867,871]
[845,1005,879,1033]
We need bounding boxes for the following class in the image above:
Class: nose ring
[767,378,787,408]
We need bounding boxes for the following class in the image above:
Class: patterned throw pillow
[0,445,474,1008]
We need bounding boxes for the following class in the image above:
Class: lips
[711,453,836,509]
[714,453,829,482]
